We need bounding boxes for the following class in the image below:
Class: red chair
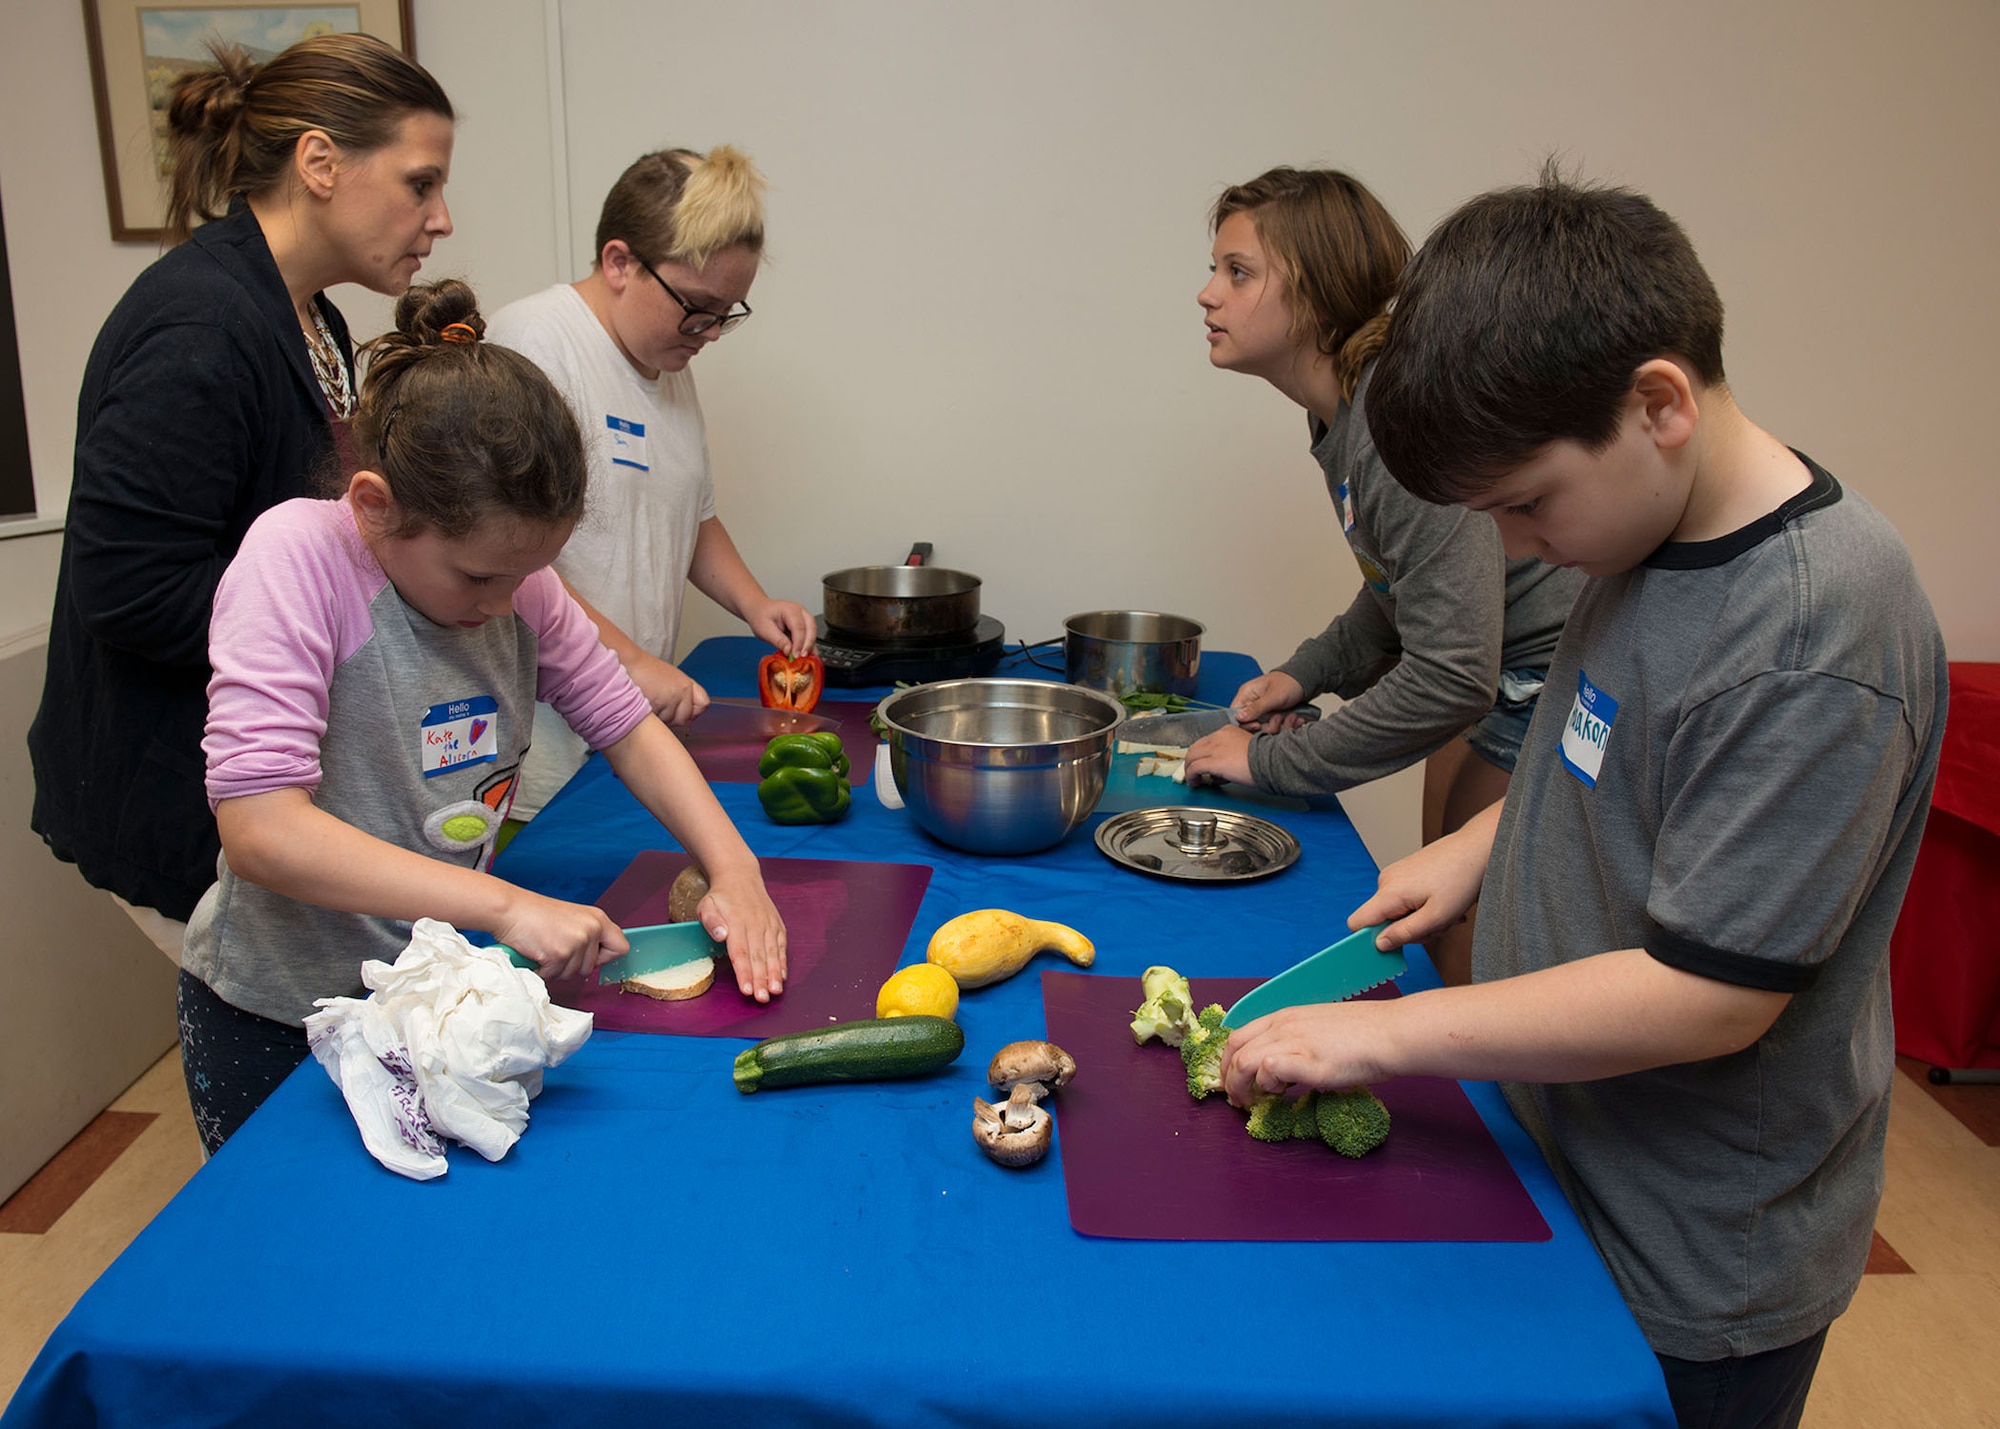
[1890,662,2000,1081]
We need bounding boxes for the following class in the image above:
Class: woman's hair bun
[393,277,485,346]
[165,45,254,140]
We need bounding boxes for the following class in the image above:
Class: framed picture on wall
[82,0,416,243]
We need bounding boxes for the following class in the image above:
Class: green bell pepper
[756,733,852,824]
[758,732,851,780]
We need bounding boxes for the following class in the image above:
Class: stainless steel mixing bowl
[876,678,1128,855]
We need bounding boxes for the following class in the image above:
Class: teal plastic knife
[595,922,720,986]
[497,921,719,984]
[1223,924,1405,1025]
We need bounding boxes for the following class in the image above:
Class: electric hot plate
[815,614,1006,686]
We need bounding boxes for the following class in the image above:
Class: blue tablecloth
[5,639,1673,1428]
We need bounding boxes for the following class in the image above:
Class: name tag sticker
[420,696,499,777]
[606,414,649,472]
[1559,670,1617,789]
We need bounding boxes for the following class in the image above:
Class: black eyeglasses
[632,254,752,336]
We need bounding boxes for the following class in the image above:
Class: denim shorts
[1462,667,1550,773]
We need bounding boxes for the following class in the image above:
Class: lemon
[876,963,960,1020]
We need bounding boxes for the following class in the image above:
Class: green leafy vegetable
[1130,964,1391,1157]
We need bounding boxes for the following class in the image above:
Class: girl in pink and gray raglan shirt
[185,494,651,1028]
[175,281,787,1155]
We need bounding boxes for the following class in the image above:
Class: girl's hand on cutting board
[703,871,789,1002]
[1184,723,1254,785]
[1221,1001,1394,1105]
[496,895,629,981]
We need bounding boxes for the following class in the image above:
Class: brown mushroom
[972,1094,1052,1167]
[972,1040,1075,1168]
[987,1040,1076,1098]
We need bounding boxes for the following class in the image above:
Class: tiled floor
[2,1052,1994,1423]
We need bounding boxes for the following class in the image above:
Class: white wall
[7,0,1999,869]
[515,0,2000,670]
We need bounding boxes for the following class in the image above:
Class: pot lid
[1094,805,1301,882]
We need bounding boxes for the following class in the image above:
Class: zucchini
[732,1015,964,1094]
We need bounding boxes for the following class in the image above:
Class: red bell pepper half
[758,651,825,712]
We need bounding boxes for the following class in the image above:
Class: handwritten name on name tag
[420,696,499,777]
[1559,670,1617,789]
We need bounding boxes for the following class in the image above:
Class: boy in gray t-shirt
[1217,170,1946,1429]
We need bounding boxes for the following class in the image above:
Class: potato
[666,863,710,925]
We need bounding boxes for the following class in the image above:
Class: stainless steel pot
[1063,611,1204,699]
[876,678,1126,855]
[823,564,982,644]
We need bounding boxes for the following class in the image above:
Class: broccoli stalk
[1130,965,1196,1046]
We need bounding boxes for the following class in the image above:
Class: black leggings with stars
[176,970,309,1156]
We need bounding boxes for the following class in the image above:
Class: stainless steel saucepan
[1062,610,1204,699]
[823,544,981,644]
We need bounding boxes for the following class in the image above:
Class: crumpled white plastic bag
[304,918,593,1180]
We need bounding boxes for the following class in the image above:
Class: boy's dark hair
[1367,164,1726,504]
[352,279,587,539]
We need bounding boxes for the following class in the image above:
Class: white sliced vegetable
[1135,756,1188,783]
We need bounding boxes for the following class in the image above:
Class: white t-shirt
[488,283,718,817]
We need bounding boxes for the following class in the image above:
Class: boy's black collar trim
[1643,451,1841,571]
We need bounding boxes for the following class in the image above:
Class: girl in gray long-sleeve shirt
[1187,167,1581,983]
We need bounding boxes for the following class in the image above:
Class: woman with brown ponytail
[29,33,455,958]
[1180,168,1582,985]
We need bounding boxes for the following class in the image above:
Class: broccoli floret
[1181,1024,1228,1099]
[1130,965,1196,1046]
[1178,1004,1232,1099]
[1244,1093,1298,1143]
[1289,1090,1322,1140]
[1316,1086,1392,1158]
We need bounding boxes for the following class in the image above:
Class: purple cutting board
[676,699,880,784]
[541,850,930,1039]
[1042,971,1551,1242]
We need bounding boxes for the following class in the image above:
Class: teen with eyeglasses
[488,146,816,826]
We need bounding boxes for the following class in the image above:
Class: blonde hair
[1210,168,1409,403]
[593,145,767,271]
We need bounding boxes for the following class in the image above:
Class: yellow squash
[925,909,1095,989]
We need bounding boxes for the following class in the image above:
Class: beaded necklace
[301,304,355,420]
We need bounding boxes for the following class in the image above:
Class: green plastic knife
[1223,924,1405,1025]
[497,921,719,984]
